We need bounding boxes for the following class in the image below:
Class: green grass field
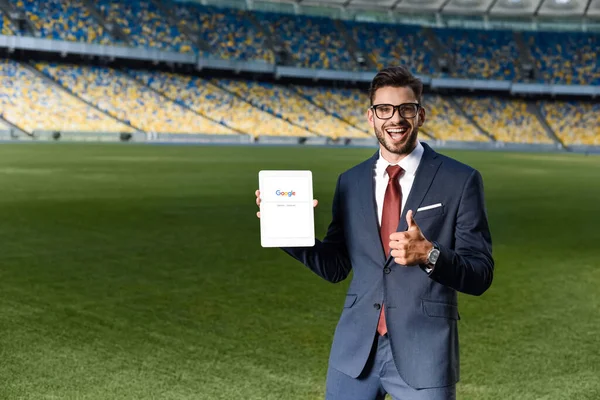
[0,143,599,400]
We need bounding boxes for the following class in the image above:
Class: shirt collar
[375,141,424,179]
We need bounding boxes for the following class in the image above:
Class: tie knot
[386,165,404,180]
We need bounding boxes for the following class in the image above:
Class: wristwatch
[424,241,440,273]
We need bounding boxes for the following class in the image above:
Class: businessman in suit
[255,66,493,400]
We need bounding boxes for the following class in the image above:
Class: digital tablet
[258,170,315,248]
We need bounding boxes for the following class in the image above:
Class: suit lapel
[356,151,386,264]
[387,143,442,265]
[397,143,442,232]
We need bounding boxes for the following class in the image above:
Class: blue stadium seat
[1,11,15,35]
[14,0,115,44]
[435,28,519,80]
[256,11,357,71]
[345,21,434,75]
[96,0,193,52]
[173,3,273,63]
[524,31,600,85]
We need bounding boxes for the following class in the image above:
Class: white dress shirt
[374,141,424,227]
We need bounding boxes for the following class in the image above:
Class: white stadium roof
[265,0,600,17]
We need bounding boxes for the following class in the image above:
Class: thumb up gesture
[389,210,433,266]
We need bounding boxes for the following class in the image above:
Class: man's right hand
[255,189,318,218]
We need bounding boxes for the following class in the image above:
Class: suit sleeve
[427,169,494,296]
[280,174,352,283]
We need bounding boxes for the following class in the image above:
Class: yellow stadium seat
[455,96,552,144]
[0,59,133,133]
[35,63,235,135]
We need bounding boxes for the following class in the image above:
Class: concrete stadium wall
[423,140,564,153]
[29,131,250,144]
[0,131,12,141]
[31,130,141,142]
[0,129,29,141]
[566,145,600,154]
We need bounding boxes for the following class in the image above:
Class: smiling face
[368,85,426,162]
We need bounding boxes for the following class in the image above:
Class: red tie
[378,165,404,336]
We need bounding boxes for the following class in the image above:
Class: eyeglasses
[371,103,421,120]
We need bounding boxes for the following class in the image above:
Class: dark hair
[368,66,423,106]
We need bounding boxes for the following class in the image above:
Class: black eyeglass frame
[370,102,422,120]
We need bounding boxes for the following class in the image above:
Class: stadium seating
[14,0,114,44]
[0,59,132,133]
[3,0,600,89]
[1,0,599,147]
[345,21,434,75]
[216,79,368,139]
[455,96,553,144]
[423,96,488,142]
[173,3,273,63]
[434,28,519,80]
[524,31,600,85]
[2,57,598,146]
[96,0,193,52]
[256,11,357,71]
[1,12,14,35]
[128,70,309,137]
[3,0,599,89]
[539,101,600,146]
[294,85,370,133]
[36,63,234,134]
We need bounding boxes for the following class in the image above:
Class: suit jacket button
[384,267,391,274]
[373,303,381,310]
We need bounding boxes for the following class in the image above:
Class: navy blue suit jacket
[282,142,494,389]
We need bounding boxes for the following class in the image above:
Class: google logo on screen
[276,190,296,197]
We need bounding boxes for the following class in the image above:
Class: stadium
[0,0,599,399]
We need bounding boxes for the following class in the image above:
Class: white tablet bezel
[258,170,315,248]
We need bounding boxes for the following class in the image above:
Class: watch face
[429,249,440,264]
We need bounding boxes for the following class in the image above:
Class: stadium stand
[540,101,600,146]
[0,1,597,147]
[293,85,370,133]
[256,11,357,71]
[1,12,14,35]
[0,59,132,133]
[96,0,193,52]
[524,31,600,85]
[216,79,368,139]
[455,96,553,144]
[14,0,114,44]
[423,96,488,142]
[173,3,273,63]
[35,63,234,135]
[434,28,519,81]
[2,1,597,88]
[345,21,434,76]
[127,70,309,137]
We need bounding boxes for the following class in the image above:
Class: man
[255,66,493,400]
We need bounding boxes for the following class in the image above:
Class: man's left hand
[389,210,433,266]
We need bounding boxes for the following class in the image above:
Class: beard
[374,121,419,156]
